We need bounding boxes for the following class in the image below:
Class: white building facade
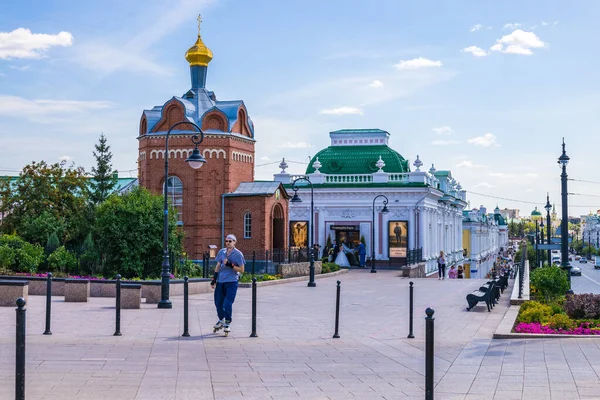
[274,129,468,275]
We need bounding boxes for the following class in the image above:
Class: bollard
[425,308,435,400]
[333,280,341,339]
[250,277,258,338]
[407,281,414,339]
[252,251,256,276]
[182,276,190,337]
[43,272,52,335]
[15,297,26,400]
[202,253,207,279]
[114,274,122,336]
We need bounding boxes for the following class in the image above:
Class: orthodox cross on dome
[413,155,423,171]
[197,14,202,36]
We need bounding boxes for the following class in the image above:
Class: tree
[45,232,60,256]
[94,187,183,279]
[89,133,118,205]
[0,161,91,246]
[79,232,99,276]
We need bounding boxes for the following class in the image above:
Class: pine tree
[90,133,118,205]
[45,232,60,256]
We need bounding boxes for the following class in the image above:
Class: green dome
[531,207,542,217]
[306,145,410,175]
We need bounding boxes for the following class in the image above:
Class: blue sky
[1,0,599,215]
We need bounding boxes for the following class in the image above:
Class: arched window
[244,212,252,238]
[165,176,183,224]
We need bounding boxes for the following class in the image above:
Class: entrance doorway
[271,204,285,262]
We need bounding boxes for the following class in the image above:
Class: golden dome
[185,35,213,67]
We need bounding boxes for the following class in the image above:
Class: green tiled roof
[306,145,410,175]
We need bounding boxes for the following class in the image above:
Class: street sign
[550,237,572,244]
[537,243,561,250]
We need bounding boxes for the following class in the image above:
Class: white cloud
[395,57,442,70]
[503,23,522,30]
[0,95,113,122]
[524,173,539,178]
[461,46,488,57]
[456,160,486,168]
[369,80,383,88]
[525,188,535,192]
[432,126,453,135]
[474,182,494,188]
[58,155,72,162]
[0,28,73,59]
[470,24,483,32]
[260,156,270,161]
[73,43,173,75]
[10,65,30,71]
[279,142,312,149]
[320,107,364,116]
[491,30,545,55]
[432,140,459,146]
[467,133,499,147]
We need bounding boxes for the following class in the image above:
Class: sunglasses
[225,240,234,243]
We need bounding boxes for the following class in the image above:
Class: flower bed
[512,294,600,336]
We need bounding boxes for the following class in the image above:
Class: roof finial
[197,14,202,36]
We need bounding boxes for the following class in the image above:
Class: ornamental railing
[324,174,373,184]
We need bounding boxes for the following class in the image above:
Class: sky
[1,0,599,216]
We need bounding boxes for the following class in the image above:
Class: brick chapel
[137,20,289,260]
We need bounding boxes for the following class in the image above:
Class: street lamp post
[545,194,552,266]
[558,138,571,284]
[291,176,316,287]
[540,221,545,267]
[158,121,206,309]
[535,220,539,268]
[371,195,390,273]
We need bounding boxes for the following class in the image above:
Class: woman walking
[211,234,245,335]
[437,251,446,280]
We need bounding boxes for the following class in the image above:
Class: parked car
[580,258,588,263]
[571,266,582,276]
[575,255,581,261]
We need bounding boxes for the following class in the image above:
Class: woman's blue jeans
[214,281,238,322]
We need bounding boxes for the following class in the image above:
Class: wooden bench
[0,280,29,307]
[466,281,496,312]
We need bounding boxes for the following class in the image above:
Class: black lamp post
[535,219,539,268]
[158,121,206,309]
[371,194,390,273]
[545,193,552,265]
[291,176,316,287]
[540,221,545,266]
[558,138,571,283]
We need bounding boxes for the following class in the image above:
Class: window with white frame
[244,212,252,238]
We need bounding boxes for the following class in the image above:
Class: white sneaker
[223,320,231,333]
[213,319,224,329]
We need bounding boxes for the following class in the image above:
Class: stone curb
[238,269,349,288]
[493,304,600,339]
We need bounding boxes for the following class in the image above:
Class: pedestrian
[448,265,457,279]
[211,234,245,335]
[437,251,446,280]
[357,241,366,267]
[457,265,464,279]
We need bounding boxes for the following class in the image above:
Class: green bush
[517,301,554,323]
[0,234,44,273]
[530,265,569,303]
[47,246,78,273]
[321,262,340,274]
[543,314,576,330]
[0,246,15,269]
[239,273,282,283]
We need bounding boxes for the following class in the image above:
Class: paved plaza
[1,270,600,400]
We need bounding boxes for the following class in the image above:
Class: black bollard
[252,251,256,276]
[182,276,190,337]
[114,274,122,336]
[407,281,414,339]
[333,280,341,339]
[250,277,258,338]
[202,253,207,279]
[425,308,435,400]
[43,272,52,335]
[15,297,26,400]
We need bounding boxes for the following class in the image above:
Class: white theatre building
[274,129,468,275]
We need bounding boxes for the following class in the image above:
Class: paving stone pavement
[1,270,600,400]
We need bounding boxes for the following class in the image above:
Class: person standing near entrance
[357,241,366,267]
[211,234,245,335]
[437,251,446,280]
[394,223,402,245]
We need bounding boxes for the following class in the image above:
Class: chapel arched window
[244,212,252,238]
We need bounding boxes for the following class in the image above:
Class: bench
[120,283,142,309]
[0,280,29,307]
[466,281,496,312]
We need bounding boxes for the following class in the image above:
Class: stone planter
[277,261,323,278]
[64,279,90,302]
[120,283,142,309]
[0,280,29,307]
